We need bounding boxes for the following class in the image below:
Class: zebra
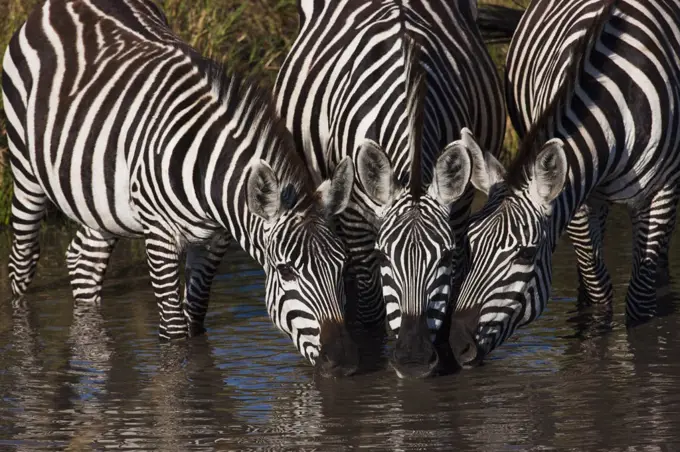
[275,0,505,377]
[2,0,359,376]
[449,0,680,367]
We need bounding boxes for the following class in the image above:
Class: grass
[0,0,525,225]
[0,0,42,224]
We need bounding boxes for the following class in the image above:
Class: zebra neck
[549,161,600,248]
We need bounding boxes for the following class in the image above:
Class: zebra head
[247,156,358,377]
[356,135,473,379]
[450,133,568,367]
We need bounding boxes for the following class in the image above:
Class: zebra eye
[514,246,538,265]
[277,263,298,282]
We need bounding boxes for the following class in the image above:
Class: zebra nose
[390,314,439,379]
[452,338,478,367]
[316,321,359,378]
[449,312,481,368]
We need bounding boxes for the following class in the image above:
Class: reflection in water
[2,205,680,450]
[65,301,112,450]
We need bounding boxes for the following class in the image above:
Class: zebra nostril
[317,321,359,377]
[449,307,482,367]
[453,338,478,366]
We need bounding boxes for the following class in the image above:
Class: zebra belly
[597,153,679,205]
[29,142,144,238]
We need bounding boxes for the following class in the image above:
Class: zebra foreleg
[65,226,118,303]
[656,192,677,286]
[625,185,679,325]
[8,177,48,298]
[142,227,187,340]
[183,233,231,337]
[567,201,613,305]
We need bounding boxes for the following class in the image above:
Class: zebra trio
[274,1,505,378]
[3,0,679,378]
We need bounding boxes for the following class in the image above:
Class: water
[1,206,680,451]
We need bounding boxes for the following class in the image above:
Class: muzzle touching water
[315,320,359,377]
[390,314,439,378]
[448,309,483,368]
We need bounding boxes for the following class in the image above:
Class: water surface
[1,206,680,451]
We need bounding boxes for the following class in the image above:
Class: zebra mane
[505,0,618,190]
[403,31,427,200]
[198,57,316,205]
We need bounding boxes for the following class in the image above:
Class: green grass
[0,0,42,224]
[0,0,524,225]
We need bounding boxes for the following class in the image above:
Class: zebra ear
[317,156,354,217]
[356,140,395,206]
[461,127,505,195]
[429,141,472,205]
[530,139,568,209]
[247,160,281,223]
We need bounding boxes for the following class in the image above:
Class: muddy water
[1,205,680,451]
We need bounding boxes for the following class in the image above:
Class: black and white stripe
[2,0,358,374]
[450,0,680,366]
[275,0,505,377]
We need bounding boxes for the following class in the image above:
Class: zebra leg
[567,201,613,304]
[183,234,230,337]
[143,227,187,340]
[65,226,118,303]
[625,185,679,324]
[657,242,671,286]
[656,193,677,286]
[8,178,48,298]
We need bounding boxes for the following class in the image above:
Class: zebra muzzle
[316,320,359,378]
[390,314,439,379]
[449,308,482,368]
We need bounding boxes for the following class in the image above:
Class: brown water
[2,206,680,451]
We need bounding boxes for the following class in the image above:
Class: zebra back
[276,0,505,184]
